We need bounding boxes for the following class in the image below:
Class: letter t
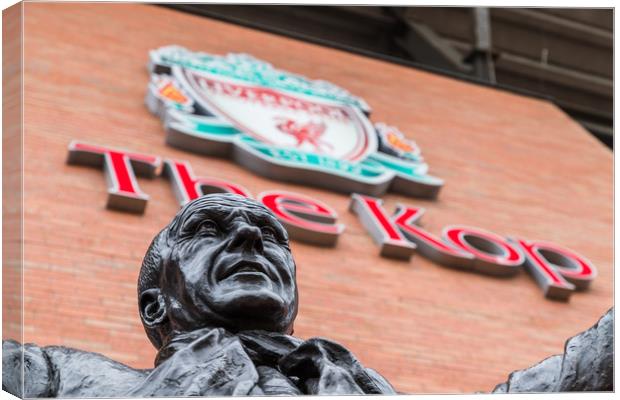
[67,141,161,213]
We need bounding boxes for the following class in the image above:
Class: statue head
[137,193,299,349]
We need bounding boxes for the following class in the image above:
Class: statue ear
[139,288,167,327]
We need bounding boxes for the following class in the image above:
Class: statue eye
[196,220,219,236]
[261,226,277,241]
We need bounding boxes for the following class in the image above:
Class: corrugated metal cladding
[4,3,613,394]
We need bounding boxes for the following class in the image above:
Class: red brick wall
[3,2,23,344]
[14,3,613,394]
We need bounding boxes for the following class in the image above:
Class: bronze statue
[2,194,613,396]
[2,194,396,397]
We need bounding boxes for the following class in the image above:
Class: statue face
[160,197,298,334]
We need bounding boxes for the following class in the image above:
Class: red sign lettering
[259,191,344,247]
[513,239,597,300]
[163,159,251,206]
[67,141,161,213]
[349,195,417,260]
[442,226,523,276]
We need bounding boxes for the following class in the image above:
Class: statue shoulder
[3,339,150,398]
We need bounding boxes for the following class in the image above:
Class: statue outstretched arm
[492,307,613,393]
[2,340,55,398]
[3,339,149,398]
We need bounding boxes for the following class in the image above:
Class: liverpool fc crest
[146,46,443,198]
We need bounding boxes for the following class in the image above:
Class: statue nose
[227,224,264,253]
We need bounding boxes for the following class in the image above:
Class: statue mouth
[218,259,274,282]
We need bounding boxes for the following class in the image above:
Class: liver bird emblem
[275,117,332,153]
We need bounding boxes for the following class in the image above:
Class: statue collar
[155,327,303,367]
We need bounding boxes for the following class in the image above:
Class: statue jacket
[2,328,396,397]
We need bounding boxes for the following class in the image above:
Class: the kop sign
[68,46,597,301]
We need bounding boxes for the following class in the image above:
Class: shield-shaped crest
[146,46,443,199]
[173,66,377,162]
